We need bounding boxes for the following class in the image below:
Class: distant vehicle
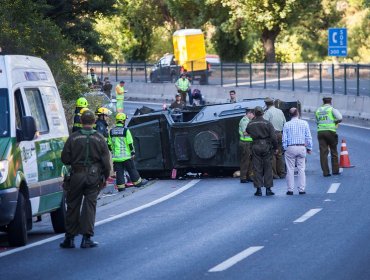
[0,55,69,246]
[128,98,300,179]
[149,29,212,85]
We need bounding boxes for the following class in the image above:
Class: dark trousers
[239,141,253,180]
[252,146,273,188]
[65,172,99,237]
[273,131,285,177]
[318,130,339,176]
[114,159,141,186]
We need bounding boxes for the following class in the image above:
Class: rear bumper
[0,187,18,226]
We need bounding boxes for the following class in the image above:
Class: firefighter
[246,106,278,196]
[239,108,254,183]
[94,107,112,138]
[108,113,147,191]
[72,97,89,132]
[115,81,125,113]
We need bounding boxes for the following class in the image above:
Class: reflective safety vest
[176,78,190,91]
[115,84,124,100]
[239,116,253,142]
[107,124,133,162]
[315,105,336,132]
[72,108,83,132]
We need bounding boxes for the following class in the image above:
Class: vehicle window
[0,89,10,137]
[14,89,25,130]
[24,88,49,133]
[161,56,172,67]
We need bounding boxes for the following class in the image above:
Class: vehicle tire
[8,193,28,247]
[171,73,177,83]
[150,73,157,83]
[199,73,209,85]
[50,193,66,234]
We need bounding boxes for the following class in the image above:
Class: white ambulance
[0,55,69,246]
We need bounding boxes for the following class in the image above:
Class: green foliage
[0,0,88,101]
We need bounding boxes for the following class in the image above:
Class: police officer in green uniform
[60,110,111,249]
[108,113,147,191]
[246,106,278,196]
[315,96,342,177]
[72,97,89,132]
[239,109,254,183]
[263,97,286,179]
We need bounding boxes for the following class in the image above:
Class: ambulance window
[0,89,10,137]
[24,88,49,133]
[14,89,25,130]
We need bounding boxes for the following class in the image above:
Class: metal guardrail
[85,61,370,96]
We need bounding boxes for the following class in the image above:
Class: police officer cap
[120,80,125,84]
[264,97,273,104]
[254,106,264,114]
[80,110,95,125]
[176,93,181,97]
[323,96,332,102]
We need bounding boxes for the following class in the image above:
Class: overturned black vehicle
[127,99,300,178]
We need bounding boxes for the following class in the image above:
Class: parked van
[0,55,68,246]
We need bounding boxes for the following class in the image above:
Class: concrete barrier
[125,82,370,121]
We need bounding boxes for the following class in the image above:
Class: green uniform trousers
[272,131,285,178]
[239,141,253,180]
[65,171,99,237]
[251,144,273,189]
[318,130,339,176]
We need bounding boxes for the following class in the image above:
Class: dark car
[149,54,215,85]
[128,98,300,179]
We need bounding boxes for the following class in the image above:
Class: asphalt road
[0,102,369,280]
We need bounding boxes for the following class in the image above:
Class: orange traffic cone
[339,139,354,168]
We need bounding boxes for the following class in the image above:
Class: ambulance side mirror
[21,116,37,141]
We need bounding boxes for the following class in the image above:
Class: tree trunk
[261,28,280,63]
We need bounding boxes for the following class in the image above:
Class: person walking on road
[115,80,125,113]
[60,110,111,249]
[239,109,254,183]
[175,73,191,104]
[263,97,286,179]
[282,108,313,195]
[315,96,342,177]
[108,113,147,192]
[102,77,113,100]
[246,106,278,196]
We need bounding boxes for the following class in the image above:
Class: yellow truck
[150,29,212,84]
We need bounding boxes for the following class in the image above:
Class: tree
[35,0,117,61]
[0,0,88,100]
[220,0,322,62]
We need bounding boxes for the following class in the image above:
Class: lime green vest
[316,105,336,132]
[107,124,133,162]
[239,116,253,142]
[177,78,190,91]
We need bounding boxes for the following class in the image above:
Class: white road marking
[0,180,200,258]
[293,208,322,223]
[209,246,264,272]
[327,183,341,194]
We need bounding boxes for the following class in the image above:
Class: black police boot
[254,188,262,196]
[266,188,275,196]
[60,236,75,249]
[80,235,99,248]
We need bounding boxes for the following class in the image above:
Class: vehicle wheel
[8,193,28,247]
[199,74,209,85]
[150,73,157,83]
[50,193,66,233]
[171,74,177,83]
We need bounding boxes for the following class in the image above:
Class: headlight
[0,160,9,184]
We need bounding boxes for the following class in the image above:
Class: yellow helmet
[96,107,112,116]
[116,113,127,122]
[80,107,89,115]
[76,97,88,108]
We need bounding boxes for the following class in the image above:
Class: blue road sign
[328,28,347,57]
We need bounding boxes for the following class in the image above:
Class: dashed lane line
[293,208,322,223]
[327,183,341,194]
[209,246,264,272]
[0,179,200,258]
